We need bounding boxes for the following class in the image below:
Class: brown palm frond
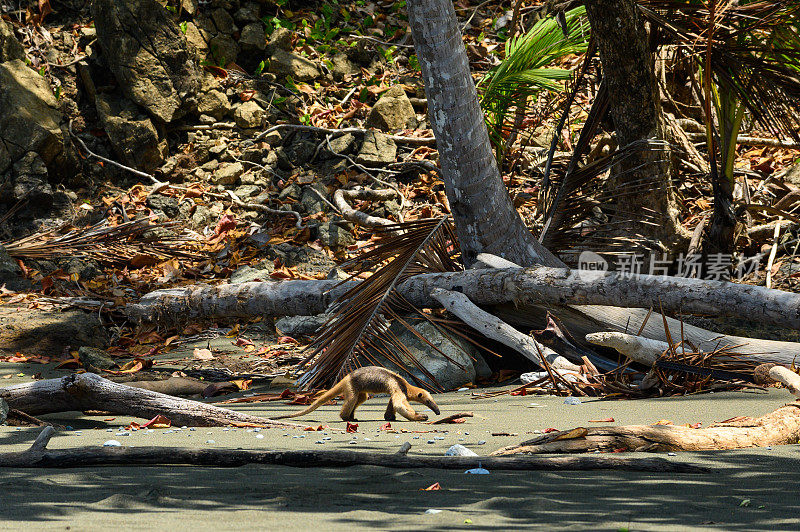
[296,217,463,391]
[1,218,201,264]
[640,0,800,141]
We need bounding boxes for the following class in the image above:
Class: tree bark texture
[129,271,800,365]
[406,0,563,268]
[584,0,682,245]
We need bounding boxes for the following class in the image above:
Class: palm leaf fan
[296,217,463,391]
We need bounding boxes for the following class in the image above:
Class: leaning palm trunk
[406,0,563,268]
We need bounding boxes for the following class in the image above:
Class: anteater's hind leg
[340,392,367,421]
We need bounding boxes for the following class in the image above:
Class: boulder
[0,60,68,175]
[365,85,417,131]
[12,152,52,208]
[95,92,168,172]
[275,315,328,337]
[0,245,28,291]
[197,89,230,120]
[0,306,108,356]
[209,34,238,65]
[239,23,266,50]
[383,319,482,390]
[331,53,359,81]
[269,49,320,82]
[234,100,265,129]
[213,162,244,185]
[316,221,355,248]
[0,18,25,62]
[267,27,293,53]
[356,131,397,166]
[92,0,200,123]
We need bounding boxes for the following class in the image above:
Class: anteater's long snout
[429,402,440,415]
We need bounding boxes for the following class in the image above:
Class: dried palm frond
[1,218,201,264]
[296,217,463,391]
[640,0,800,142]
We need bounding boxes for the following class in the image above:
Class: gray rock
[356,131,397,166]
[331,53,359,81]
[275,315,328,337]
[213,162,244,185]
[278,183,301,202]
[211,8,237,35]
[0,18,25,62]
[783,161,800,187]
[316,221,355,248]
[209,34,239,65]
[184,21,211,59]
[191,205,215,229]
[384,319,481,390]
[147,193,180,217]
[197,89,230,120]
[267,27,293,52]
[365,85,417,131]
[0,244,28,291]
[300,183,326,214]
[260,129,284,147]
[78,346,116,372]
[234,184,261,198]
[327,133,356,155]
[0,60,69,175]
[234,100,265,128]
[239,23,266,50]
[12,152,52,208]
[445,444,478,457]
[269,49,320,82]
[230,264,274,283]
[0,397,7,425]
[234,4,260,23]
[95,92,168,172]
[92,0,200,123]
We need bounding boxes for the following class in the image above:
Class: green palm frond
[479,6,591,158]
[296,218,463,391]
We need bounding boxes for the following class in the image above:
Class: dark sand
[1,356,799,530]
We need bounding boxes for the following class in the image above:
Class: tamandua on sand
[272,366,440,422]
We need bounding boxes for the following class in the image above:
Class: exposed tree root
[492,402,800,454]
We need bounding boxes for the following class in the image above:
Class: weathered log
[0,373,306,429]
[431,288,580,371]
[0,426,706,472]
[492,403,800,454]
[129,267,800,329]
[585,331,670,366]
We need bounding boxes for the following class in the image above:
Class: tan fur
[272,366,440,422]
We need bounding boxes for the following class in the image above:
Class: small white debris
[458,387,469,392]
[256,434,264,439]
[667,452,677,456]
[206,440,216,444]
[477,440,486,445]
[103,440,122,447]
[424,509,442,515]
[446,444,478,457]
[563,397,581,405]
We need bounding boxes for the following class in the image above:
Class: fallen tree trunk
[492,403,800,454]
[0,426,706,472]
[127,268,800,366]
[129,267,800,328]
[0,373,306,429]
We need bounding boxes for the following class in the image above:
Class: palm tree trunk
[584,0,685,247]
[406,0,563,268]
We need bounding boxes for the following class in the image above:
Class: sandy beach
[2,362,799,531]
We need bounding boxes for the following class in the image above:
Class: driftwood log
[0,373,306,429]
[492,402,800,455]
[127,265,800,366]
[0,426,707,473]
